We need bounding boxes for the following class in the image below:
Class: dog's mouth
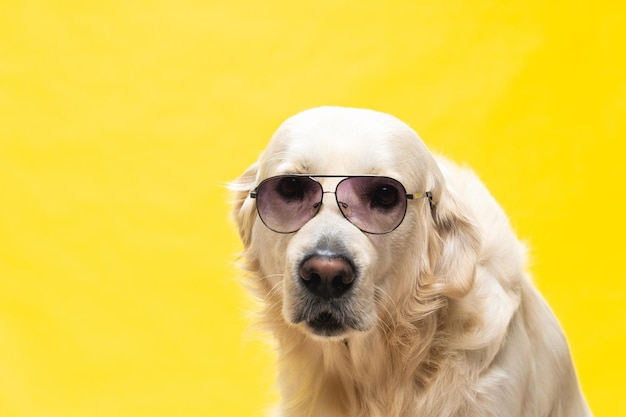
[293,303,368,338]
[306,310,347,337]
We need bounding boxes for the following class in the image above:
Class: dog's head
[230,107,479,340]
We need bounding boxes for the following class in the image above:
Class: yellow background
[1,1,624,416]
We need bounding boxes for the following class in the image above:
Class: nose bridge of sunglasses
[318,190,340,210]
[310,177,344,214]
[310,178,337,199]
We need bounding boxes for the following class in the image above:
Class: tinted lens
[336,177,407,233]
[255,176,322,233]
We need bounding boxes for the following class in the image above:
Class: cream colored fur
[230,107,592,417]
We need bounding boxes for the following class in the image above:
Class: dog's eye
[276,177,307,201]
[369,184,400,209]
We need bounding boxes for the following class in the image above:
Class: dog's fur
[230,107,591,417]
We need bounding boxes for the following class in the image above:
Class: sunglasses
[250,175,432,234]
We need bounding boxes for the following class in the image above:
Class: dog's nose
[299,255,355,299]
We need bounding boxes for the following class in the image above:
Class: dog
[230,107,592,417]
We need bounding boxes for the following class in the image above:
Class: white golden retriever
[230,107,592,417]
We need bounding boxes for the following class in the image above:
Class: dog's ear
[229,162,259,248]
[429,186,481,298]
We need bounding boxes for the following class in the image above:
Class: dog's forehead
[263,107,423,176]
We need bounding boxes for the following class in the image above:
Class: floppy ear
[429,185,481,298]
[229,162,259,248]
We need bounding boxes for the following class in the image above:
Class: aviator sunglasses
[250,175,433,234]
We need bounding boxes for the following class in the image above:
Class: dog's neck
[268,301,450,416]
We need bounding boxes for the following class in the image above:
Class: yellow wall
[1,1,624,416]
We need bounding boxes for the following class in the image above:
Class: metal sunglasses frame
[250,174,433,234]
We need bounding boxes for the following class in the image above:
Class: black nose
[299,255,355,299]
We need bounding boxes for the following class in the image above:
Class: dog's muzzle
[291,250,363,337]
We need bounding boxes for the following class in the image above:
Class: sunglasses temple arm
[407,191,434,210]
